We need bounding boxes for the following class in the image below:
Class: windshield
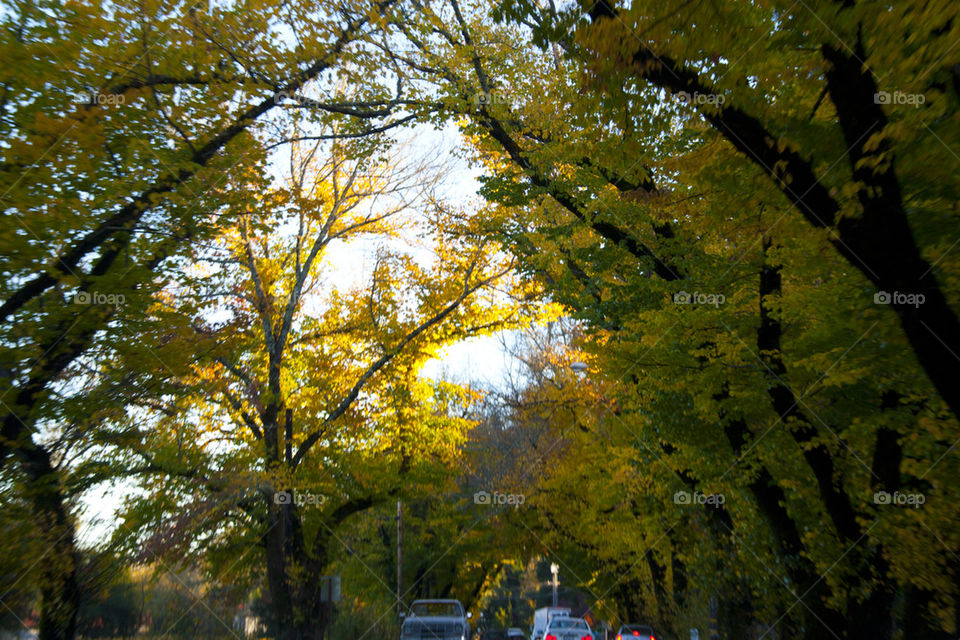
[550,619,589,631]
[411,602,463,617]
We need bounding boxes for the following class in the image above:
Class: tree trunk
[20,443,79,640]
[265,497,354,640]
[265,502,298,640]
[758,237,899,640]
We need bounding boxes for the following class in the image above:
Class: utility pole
[397,499,403,619]
[550,563,559,607]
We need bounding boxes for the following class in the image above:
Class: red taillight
[633,633,640,637]
[581,636,591,640]
[545,634,557,640]
[616,635,621,640]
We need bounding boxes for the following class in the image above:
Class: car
[400,599,472,640]
[532,607,571,640]
[543,616,594,640]
[616,625,656,640]
[482,630,526,640]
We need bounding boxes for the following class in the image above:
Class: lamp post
[550,563,559,607]
[397,500,403,619]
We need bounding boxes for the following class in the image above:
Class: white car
[532,607,571,640]
[401,599,472,640]
[544,617,593,640]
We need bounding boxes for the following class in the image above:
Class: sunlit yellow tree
[94,133,539,640]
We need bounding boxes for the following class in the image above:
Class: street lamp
[550,563,559,607]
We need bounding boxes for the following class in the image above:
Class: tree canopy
[1,0,958,639]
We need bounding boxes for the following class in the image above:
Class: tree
[102,132,537,640]
[0,0,412,636]
[574,0,960,422]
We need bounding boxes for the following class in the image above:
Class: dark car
[616,625,656,640]
[481,629,527,640]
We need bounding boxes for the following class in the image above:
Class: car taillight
[581,635,591,640]
[633,633,640,637]
[545,634,557,640]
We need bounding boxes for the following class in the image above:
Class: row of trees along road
[1,0,959,639]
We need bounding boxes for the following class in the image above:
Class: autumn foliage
[1,0,959,639]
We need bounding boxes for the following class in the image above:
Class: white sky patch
[421,333,514,388]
